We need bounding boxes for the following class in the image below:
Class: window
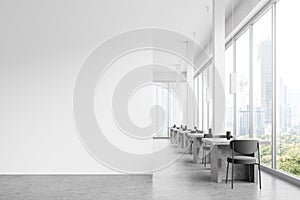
[194,76,198,127]
[154,82,169,137]
[236,30,250,137]
[198,74,203,129]
[153,82,182,138]
[225,45,234,133]
[169,82,181,130]
[253,8,273,167]
[219,0,300,179]
[202,68,209,131]
[276,0,300,177]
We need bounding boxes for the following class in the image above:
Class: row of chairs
[170,125,262,189]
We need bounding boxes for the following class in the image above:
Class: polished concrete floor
[0,139,299,200]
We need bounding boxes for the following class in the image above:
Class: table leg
[192,138,200,163]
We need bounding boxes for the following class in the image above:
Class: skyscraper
[259,40,273,127]
[279,78,288,131]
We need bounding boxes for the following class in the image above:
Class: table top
[178,130,191,134]
[202,138,231,145]
[187,133,205,138]
[202,138,270,146]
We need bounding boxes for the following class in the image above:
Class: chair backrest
[214,135,227,138]
[230,140,258,155]
[204,134,225,138]
[204,133,213,138]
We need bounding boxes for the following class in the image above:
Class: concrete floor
[0,140,300,200]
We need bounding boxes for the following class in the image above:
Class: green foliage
[261,144,272,166]
[259,132,300,177]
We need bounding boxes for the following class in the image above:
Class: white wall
[0,0,208,173]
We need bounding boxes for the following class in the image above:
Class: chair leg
[248,164,251,183]
[204,149,206,167]
[258,164,262,189]
[202,148,204,164]
[231,163,234,189]
[226,161,229,184]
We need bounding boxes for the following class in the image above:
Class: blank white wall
[0,0,208,173]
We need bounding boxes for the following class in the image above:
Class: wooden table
[170,128,180,144]
[169,127,178,143]
[178,130,191,148]
[202,138,260,183]
[186,133,205,163]
[175,129,181,145]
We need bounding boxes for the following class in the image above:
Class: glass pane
[155,82,169,137]
[236,30,250,137]
[169,82,181,130]
[198,74,203,130]
[209,67,213,130]
[276,0,300,177]
[193,77,198,127]
[253,8,272,167]
[203,68,209,131]
[225,45,234,133]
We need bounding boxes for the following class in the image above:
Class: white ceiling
[152,0,243,73]
[0,0,243,74]
[225,0,243,19]
[150,0,242,47]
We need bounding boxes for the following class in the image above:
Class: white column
[212,0,225,134]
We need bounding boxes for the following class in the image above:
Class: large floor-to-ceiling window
[194,66,210,132]
[153,82,182,138]
[236,30,250,137]
[220,0,300,179]
[252,8,273,167]
[276,0,300,177]
[225,45,234,133]
[202,68,209,131]
[192,0,300,179]
[197,74,203,129]
[194,75,199,128]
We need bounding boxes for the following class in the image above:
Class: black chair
[226,140,262,189]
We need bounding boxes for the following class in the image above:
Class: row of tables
[169,127,259,183]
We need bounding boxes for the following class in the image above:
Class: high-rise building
[254,107,264,135]
[279,78,288,131]
[258,40,273,131]
[239,107,249,136]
